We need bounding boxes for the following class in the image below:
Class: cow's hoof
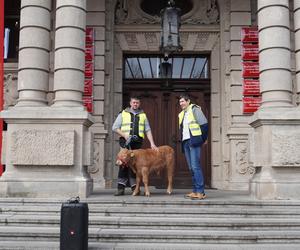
[145,193,150,197]
[132,191,140,196]
[167,191,172,195]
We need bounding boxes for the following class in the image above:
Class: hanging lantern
[160,0,182,61]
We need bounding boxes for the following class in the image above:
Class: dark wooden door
[123,89,211,189]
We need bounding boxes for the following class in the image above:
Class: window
[4,0,21,61]
[140,0,193,16]
[124,56,209,79]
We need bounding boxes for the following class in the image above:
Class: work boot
[190,192,206,200]
[114,188,125,196]
[184,192,196,199]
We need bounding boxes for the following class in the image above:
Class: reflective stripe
[121,110,146,138]
[178,104,202,136]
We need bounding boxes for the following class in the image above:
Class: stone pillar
[258,0,293,107]
[53,0,86,107]
[249,0,300,200]
[0,0,94,198]
[294,0,300,104]
[17,0,51,106]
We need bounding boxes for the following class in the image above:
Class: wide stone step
[1,226,300,244]
[1,241,300,250]
[2,214,300,231]
[2,203,300,219]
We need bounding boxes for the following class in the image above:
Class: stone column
[249,1,300,200]
[53,0,86,107]
[294,0,300,104]
[0,0,94,198]
[258,0,292,107]
[17,0,51,106]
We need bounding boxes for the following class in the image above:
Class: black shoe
[114,189,125,196]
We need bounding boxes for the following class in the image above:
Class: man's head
[130,96,141,110]
[179,94,191,110]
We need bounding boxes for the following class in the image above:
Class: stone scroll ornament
[114,0,219,25]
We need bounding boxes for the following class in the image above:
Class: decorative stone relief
[115,0,219,25]
[88,139,101,174]
[11,130,75,166]
[116,31,219,51]
[272,132,300,166]
[235,141,255,176]
[4,73,18,109]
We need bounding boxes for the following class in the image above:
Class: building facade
[1,0,300,200]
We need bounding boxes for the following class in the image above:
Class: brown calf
[116,145,174,196]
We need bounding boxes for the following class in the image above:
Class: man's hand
[151,144,159,151]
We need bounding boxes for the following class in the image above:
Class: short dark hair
[130,96,141,101]
[179,94,190,101]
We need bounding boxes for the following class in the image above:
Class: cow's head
[116,148,135,167]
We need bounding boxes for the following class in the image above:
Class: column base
[0,107,94,198]
[0,177,93,198]
[250,167,300,200]
[250,107,300,200]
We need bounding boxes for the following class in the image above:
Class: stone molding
[115,31,219,51]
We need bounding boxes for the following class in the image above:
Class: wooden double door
[123,87,211,189]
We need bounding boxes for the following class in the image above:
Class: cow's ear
[130,152,135,158]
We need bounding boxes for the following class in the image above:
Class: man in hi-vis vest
[178,94,208,200]
[112,96,158,196]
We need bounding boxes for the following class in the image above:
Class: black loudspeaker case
[60,202,89,250]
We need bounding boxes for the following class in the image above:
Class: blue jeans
[183,140,205,194]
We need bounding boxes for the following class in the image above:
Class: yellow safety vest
[178,104,202,136]
[120,110,146,138]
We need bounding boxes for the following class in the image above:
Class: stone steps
[2,214,300,230]
[1,190,300,249]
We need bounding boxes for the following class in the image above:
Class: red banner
[241,27,258,43]
[84,79,93,96]
[83,96,93,113]
[242,61,259,78]
[242,43,259,61]
[243,96,261,114]
[243,79,260,96]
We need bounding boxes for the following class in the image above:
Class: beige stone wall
[2,0,299,194]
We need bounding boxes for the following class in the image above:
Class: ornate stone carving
[4,73,18,109]
[116,31,219,51]
[236,141,255,175]
[88,139,100,174]
[11,130,75,166]
[115,0,219,25]
[272,132,300,166]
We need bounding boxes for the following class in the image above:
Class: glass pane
[150,57,160,78]
[192,58,206,78]
[127,58,143,78]
[125,59,133,78]
[172,58,183,78]
[181,58,194,78]
[139,58,152,78]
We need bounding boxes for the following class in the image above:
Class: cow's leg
[142,167,150,196]
[132,174,141,196]
[166,152,174,195]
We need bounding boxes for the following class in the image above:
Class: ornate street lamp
[159,0,182,79]
[160,0,182,61]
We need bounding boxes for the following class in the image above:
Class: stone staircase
[1,189,300,249]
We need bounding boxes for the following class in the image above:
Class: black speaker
[60,197,89,250]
